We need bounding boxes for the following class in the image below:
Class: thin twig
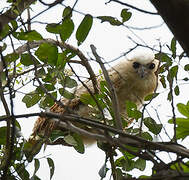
[107,149,117,180]
[167,69,177,142]
[67,62,106,122]
[108,0,158,15]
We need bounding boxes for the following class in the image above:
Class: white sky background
[1,0,189,179]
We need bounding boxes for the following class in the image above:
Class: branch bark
[2,112,189,158]
[150,0,189,57]
[0,0,36,33]
[90,44,123,130]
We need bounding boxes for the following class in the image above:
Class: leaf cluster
[1,1,189,180]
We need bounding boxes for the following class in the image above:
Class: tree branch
[0,0,37,33]
[0,51,16,179]
[2,112,189,158]
[15,39,99,94]
[90,44,123,130]
[150,0,189,57]
[108,0,158,15]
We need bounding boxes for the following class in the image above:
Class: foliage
[169,101,189,140]
[0,0,189,180]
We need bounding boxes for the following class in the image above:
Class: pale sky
[1,0,189,180]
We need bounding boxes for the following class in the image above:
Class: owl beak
[138,66,148,78]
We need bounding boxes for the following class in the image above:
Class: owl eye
[133,62,140,69]
[148,63,155,69]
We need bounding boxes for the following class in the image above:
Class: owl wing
[31,79,97,139]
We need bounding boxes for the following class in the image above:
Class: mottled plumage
[29,52,159,149]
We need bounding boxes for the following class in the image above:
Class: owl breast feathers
[30,52,159,146]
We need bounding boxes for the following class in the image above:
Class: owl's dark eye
[148,63,155,69]
[133,62,140,69]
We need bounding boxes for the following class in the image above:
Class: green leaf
[140,132,153,141]
[115,156,135,171]
[80,93,106,109]
[169,65,178,80]
[171,161,189,173]
[62,6,72,18]
[160,75,166,88]
[76,14,93,45]
[170,37,176,58]
[4,53,19,63]
[0,126,7,145]
[1,43,7,52]
[44,84,55,91]
[73,133,85,154]
[99,80,109,93]
[98,163,107,178]
[62,76,77,88]
[116,168,125,179]
[0,72,6,86]
[125,101,142,120]
[13,30,43,41]
[31,175,41,180]
[39,92,57,108]
[144,93,159,101]
[134,158,146,171]
[24,139,44,162]
[47,158,55,180]
[167,91,172,101]
[80,93,95,106]
[15,119,21,130]
[120,149,136,160]
[22,91,41,108]
[184,64,189,71]
[175,125,189,140]
[15,163,30,179]
[59,88,75,99]
[20,53,39,66]
[0,24,10,39]
[49,130,67,142]
[177,102,189,118]
[139,175,151,178]
[36,68,46,79]
[35,43,58,66]
[33,159,40,176]
[41,71,54,83]
[171,118,189,128]
[156,53,172,67]
[144,117,162,135]
[64,135,77,146]
[10,20,18,30]
[121,9,132,22]
[174,85,180,96]
[56,53,67,68]
[60,18,74,41]
[97,16,122,26]
[46,23,62,34]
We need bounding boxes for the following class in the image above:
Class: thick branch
[3,112,189,158]
[150,0,189,57]
[0,0,36,33]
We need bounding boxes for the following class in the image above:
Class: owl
[27,52,159,158]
